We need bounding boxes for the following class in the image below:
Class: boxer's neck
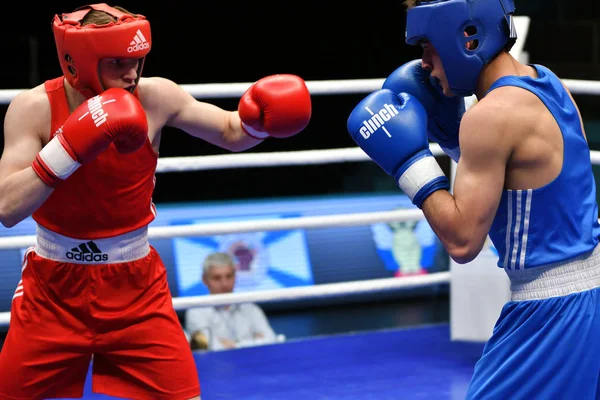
[63,79,87,113]
[475,52,537,100]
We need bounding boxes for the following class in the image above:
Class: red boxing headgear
[53,3,152,98]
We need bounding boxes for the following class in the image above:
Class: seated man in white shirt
[185,252,278,351]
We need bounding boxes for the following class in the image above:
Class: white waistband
[506,244,600,301]
[35,225,150,264]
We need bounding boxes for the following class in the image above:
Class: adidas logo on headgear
[65,241,108,262]
[128,29,149,53]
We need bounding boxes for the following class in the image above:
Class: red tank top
[32,77,158,239]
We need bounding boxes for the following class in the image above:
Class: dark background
[1,0,599,205]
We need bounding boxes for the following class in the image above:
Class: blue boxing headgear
[405,0,518,96]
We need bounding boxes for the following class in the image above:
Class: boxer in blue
[347,1,600,398]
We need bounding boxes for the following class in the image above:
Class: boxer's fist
[61,88,148,161]
[383,60,464,162]
[32,88,148,187]
[347,89,429,178]
[239,74,311,139]
[105,89,148,154]
[347,89,448,207]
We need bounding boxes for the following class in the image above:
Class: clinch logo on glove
[87,95,108,128]
[65,241,108,262]
[359,104,398,139]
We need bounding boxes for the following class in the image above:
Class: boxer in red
[0,4,311,399]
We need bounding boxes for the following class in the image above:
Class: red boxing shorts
[0,226,200,400]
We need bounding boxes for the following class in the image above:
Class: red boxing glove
[32,88,148,187]
[239,74,312,139]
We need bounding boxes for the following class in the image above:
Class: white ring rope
[157,144,444,173]
[0,272,451,325]
[171,272,451,311]
[157,146,600,174]
[0,78,599,104]
[0,209,426,250]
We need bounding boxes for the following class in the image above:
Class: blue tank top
[487,64,600,270]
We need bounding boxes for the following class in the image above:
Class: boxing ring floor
[66,323,485,400]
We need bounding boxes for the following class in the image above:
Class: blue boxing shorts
[466,251,600,400]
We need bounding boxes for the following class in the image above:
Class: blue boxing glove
[383,59,465,162]
[347,89,449,208]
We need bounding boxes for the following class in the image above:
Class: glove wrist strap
[32,134,81,187]
[395,149,449,207]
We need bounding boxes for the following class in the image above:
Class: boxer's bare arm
[139,77,261,152]
[0,88,54,227]
[421,99,512,263]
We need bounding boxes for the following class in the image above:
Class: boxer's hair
[404,0,418,8]
[80,5,137,26]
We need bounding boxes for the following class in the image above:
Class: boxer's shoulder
[5,84,51,141]
[137,77,182,102]
[136,76,184,119]
[9,84,50,112]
